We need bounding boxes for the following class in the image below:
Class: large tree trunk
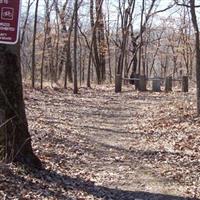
[31,0,39,88]
[90,0,101,84]
[96,0,106,82]
[0,44,42,169]
[190,0,200,115]
[73,0,78,94]
[115,9,129,93]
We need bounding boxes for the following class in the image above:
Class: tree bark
[73,0,78,94]
[115,9,129,93]
[31,0,39,88]
[0,44,42,169]
[90,0,101,84]
[96,0,106,81]
[190,0,200,115]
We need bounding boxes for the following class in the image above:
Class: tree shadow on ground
[31,168,198,200]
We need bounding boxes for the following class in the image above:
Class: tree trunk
[115,9,129,93]
[40,0,49,89]
[31,0,39,88]
[73,0,78,94]
[20,0,33,45]
[138,0,145,75]
[90,0,101,84]
[0,44,42,169]
[190,0,200,115]
[64,10,75,88]
[96,0,106,81]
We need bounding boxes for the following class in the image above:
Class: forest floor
[0,84,200,200]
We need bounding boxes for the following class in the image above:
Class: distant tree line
[20,0,200,112]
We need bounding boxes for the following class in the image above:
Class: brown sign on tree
[0,0,21,44]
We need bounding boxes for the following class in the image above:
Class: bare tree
[175,0,200,114]
[73,0,79,94]
[20,0,35,45]
[31,0,39,88]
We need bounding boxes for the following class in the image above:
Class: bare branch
[174,0,200,8]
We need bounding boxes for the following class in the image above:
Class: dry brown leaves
[0,85,199,200]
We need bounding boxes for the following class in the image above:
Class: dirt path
[57,87,194,196]
[1,85,199,199]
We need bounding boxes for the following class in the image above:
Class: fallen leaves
[0,85,200,199]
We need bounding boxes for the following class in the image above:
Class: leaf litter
[0,85,200,200]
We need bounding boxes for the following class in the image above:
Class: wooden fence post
[165,76,172,92]
[139,75,147,91]
[182,76,188,92]
[152,77,161,92]
[115,74,122,93]
[135,74,140,90]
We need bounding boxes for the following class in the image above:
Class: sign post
[0,0,21,44]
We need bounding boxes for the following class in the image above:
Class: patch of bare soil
[0,85,200,200]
